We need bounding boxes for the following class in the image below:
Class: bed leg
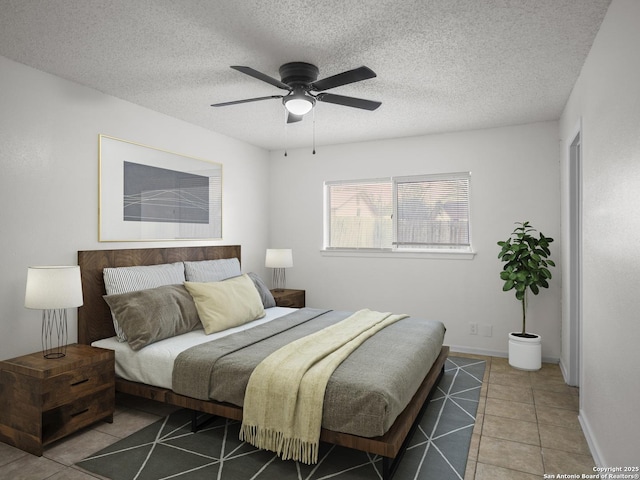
[382,457,392,480]
[190,410,217,432]
[191,410,199,432]
[381,364,446,480]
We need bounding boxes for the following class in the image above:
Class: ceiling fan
[211,62,381,123]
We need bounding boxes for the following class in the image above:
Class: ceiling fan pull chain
[312,107,316,155]
[284,108,288,157]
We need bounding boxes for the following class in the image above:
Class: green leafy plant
[497,221,555,336]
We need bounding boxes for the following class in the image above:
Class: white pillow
[183,258,241,282]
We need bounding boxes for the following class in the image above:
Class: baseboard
[449,344,507,358]
[450,344,560,364]
[578,410,604,466]
[559,357,570,383]
[558,356,581,387]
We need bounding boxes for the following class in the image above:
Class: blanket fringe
[240,424,318,464]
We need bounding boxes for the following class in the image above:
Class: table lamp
[25,266,83,359]
[265,249,293,291]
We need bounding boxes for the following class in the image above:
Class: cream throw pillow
[184,274,266,334]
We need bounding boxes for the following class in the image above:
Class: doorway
[568,131,582,387]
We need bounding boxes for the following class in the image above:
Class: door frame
[567,126,583,388]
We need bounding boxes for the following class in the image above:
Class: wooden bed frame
[77,245,448,479]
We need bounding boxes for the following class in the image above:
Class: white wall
[559,0,639,466]
[268,121,562,360]
[0,56,270,360]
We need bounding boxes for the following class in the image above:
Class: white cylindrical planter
[508,333,542,371]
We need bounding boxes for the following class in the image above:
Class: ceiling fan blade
[311,66,377,91]
[287,112,303,124]
[317,93,381,111]
[231,66,291,90]
[211,95,283,107]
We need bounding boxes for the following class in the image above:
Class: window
[324,178,392,249]
[324,172,471,254]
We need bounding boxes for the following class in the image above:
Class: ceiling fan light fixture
[283,91,315,116]
[213,63,381,121]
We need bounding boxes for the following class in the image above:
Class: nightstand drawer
[42,386,114,445]
[42,360,114,410]
[276,296,300,307]
[271,289,305,308]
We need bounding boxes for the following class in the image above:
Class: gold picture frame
[99,135,222,241]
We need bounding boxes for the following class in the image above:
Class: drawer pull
[71,378,89,387]
[71,408,89,418]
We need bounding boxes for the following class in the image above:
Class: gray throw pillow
[247,272,276,308]
[103,284,200,351]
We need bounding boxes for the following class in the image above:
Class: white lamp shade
[25,266,84,309]
[265,249,293,269]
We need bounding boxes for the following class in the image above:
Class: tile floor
[0,354,595,480]
[462,353,596,480]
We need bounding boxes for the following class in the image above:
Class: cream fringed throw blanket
[240,309,408,464]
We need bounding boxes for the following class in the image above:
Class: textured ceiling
[0,0,611,151]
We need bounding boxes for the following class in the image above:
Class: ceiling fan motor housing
[279,62,319,87]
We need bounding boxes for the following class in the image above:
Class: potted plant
[497,221,555,370]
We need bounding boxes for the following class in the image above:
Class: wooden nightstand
[271,289,305,308]
[0,343,115,456]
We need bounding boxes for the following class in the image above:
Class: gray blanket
[173,308,445,437]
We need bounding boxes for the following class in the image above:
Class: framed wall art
[99,135,222,241]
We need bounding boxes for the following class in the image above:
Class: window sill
[320,249,476,260]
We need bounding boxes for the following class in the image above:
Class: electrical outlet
[469,323,478,335]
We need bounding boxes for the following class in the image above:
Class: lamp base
[44,351,66,359]
[272,268,287,291]
[42,309,68,359]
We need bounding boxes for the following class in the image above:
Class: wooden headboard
[77,245,241,345]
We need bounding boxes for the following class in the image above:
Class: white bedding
[92,307,296,389]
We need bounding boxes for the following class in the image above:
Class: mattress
[92,306,297,389]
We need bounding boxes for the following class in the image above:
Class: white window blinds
[324,173,471,252]
[325,179,392,249]
[394,173,470,249]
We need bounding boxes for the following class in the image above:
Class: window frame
[323,172,475,259]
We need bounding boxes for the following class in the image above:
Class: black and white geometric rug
[76,357,485,480]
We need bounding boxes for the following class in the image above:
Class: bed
[77,245,448,479]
